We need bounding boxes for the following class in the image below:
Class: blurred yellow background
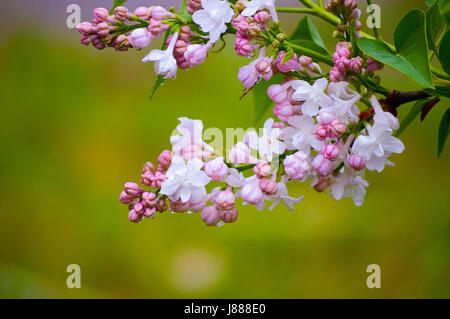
[0,0,449,298]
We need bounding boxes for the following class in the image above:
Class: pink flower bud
[253,161,271,179]
[349,57,364,73]
[201,206,220,226]
[179,25,192,41]
[283,151,311,180]
[330,120,346,137]
[148,18,168,37]
[315,124,329,141]
[267,84,289,104]
[142,192,157,208]
[114,6,129,21]
[318,108,337,125]
[215,189,236,211]
[94,8,109,22]
[143,162,155,173]
[204,157,228,181]
[333,43,351,62]
[298,55,313,67]
[143,207,156,218]
[276,51,298,73]
[312,154,333,176]
[187,0,203,13]
[151,172,167,188]
[322,144,340,161]
[128,28,152,49]
[273,101,295,122]
[241,181,263,205]
[184,43,212,66]
[156,198,168,212]
[234,34,255,57]
[76,22,93,35]
[259,178,278,195]
[151,6,173,20]
[313,177,330,192]
[254,11,270,25]
[174,40,188,56]
[141,171,153,187]
[222,208,239,223]
[92,38,106,50]
[330,67,346,82]
[170,199,191,213]
[367,58,384,72]
[256,59,272,75]
[133,202,144,215]
[128,209,143,223]
[348,154,365,171]
[158,150,172,168]
[124,182,142,196]
[232,15,247,28]
[119,191,135,204]
[134,7,151,20]
[96,22,111,37]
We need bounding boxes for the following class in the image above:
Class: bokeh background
[0,0,449,298]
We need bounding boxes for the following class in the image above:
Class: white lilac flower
[228,142,258,165]
[281,115,324,154]
[327,81,361,124]
[170,117,214,156]
[288,78,333,116]
[142,32,178,79]
[247,118,286,161]
[268,177,304,211]
[371,95,400,130]
[160,156,211,203]
[352,123,405,172]
[330,167,369,206]
[242,0,279,23]
[192,0,235,43]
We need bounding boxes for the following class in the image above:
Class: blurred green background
[0,0,449,298]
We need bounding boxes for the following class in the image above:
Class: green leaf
[439,0,450,23]
[148,75,165,103]
[290,39,329,56]
[110,0,128,14]
[437,108,450,157]
[281,49,295,64]
[395,98,433,137]
[424,85,450,97]
[253,74,284,124]
[426,1,444,52]
[358,10,434,88]
[178,0,192,22]
[426,0,437,6]
[439,29,450,74]
[290,16,328,53]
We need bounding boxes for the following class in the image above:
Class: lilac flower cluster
[75,1,408,226]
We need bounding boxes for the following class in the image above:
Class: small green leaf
[439,29,450,74]
[358,10,434,88]
[426,1,444,52]
[437,108,450,157]
[110,0,128,14]
[253,74,284,124]
[178,0,192,22]
[396,98,433,137]
[281,49,295,64]
[426,0,437,6]
[439,0,450,23]
[290,16,328,53]
[148,75,165,103]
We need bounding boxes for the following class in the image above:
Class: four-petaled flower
[160,156,211,203]
[247,118,286,162]
[192,0,235,43]
[288,78,333,116]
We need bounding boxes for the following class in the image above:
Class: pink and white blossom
[192,0,234,43]
[142,32,179,79]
